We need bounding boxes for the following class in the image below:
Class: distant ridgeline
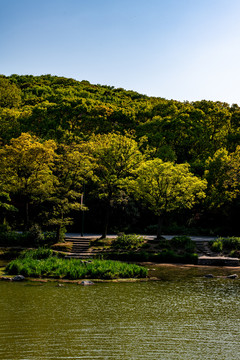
[0,74,239,163]
[0,74,239,237]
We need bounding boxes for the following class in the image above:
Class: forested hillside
[0,74,239,238]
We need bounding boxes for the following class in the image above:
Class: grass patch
[51,242,73,252]
[5,248,148,280]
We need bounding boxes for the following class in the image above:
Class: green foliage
[0,108,21,143]
[0,228,56,247]
[104,250,198,264]
[46,142,93,239]
[1,74,240,236]
[170,236,195,253]
[88,132,143,201]
[155,250,198,264]
[0,133,57,229]
[132,159,207,216]
[0,231,29,247]
[6,250,148,279]
[210,239,223,253]
[87,132,144,237]
[27,224,44,244]
[112,233,145,250]
[19,247,53,260]
[44,231,57,245]
[130,158,207,238]
[211,237,240,253]
[221,237,240,250]
[204,148,240,208]
[0,76,22,108]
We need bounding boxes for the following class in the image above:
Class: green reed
[6,250,147,280]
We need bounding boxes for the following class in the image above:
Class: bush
[0,224,11,233]
[111,233,145,250]
[155,249,198,264]
[27,225,44,246]
[211,237,240,253]
[105,251,150,262]
[211,239,223,253]
[19,247,53,260]
[0,227,57,247]
[222,237,240,250]
[170,236,195,253]
[44,231,57,245]
[0,231,30,247]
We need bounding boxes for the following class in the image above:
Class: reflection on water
[0,267,239,360]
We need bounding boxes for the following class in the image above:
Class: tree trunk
[56,225,61,243]
[101,202,110,239]
[24,201,29,231]
[156,215,163,240]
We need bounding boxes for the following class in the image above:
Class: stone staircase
[195,241,215,257]
[195,241,239,266]
[64,237,97,259]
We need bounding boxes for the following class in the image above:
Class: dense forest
[0,74,239,239]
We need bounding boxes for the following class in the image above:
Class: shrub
[0,224,11,233]
[211,239,223,253]
[222,237,240,251]
[0,231,30,247]
[43,231,57,245]
[211,237,240,253]
[0,227,57,247]
[28,224,44,243]
[153,249,198,264]
[170,236,195,253]
[112,233,145,250]
[19,247,53,260]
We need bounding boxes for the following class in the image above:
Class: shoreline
[1,261,240,284]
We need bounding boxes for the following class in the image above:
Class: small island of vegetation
[5,248,147,280]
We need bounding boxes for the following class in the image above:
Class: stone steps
[195,241,215,257]
[64,237,95,259]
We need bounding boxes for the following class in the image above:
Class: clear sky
[1,0,240,104]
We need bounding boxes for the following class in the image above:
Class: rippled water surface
[0,268,240,359]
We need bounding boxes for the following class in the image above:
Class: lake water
[0,265,240,360]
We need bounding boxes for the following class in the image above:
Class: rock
[78,280,94,286]
[204,274,214,278]
[12,275,25,281]
[226,274,238,279]
[0,276,12,281]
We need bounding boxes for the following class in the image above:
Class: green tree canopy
[87,132,144,238]
[131,158,207,239]
[0,133,56,229]
[204,146,240,209]
[46,142,94,241]
[0,76,22,108]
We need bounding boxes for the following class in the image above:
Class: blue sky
[1,0,240,104]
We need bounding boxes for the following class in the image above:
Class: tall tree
[87,132,144,238]
[204,146,240,209]
[130,159,207,239]
[46,142,94,241]
[0,133,56,229]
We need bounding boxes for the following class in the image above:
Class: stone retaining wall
[198,256,239,266]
